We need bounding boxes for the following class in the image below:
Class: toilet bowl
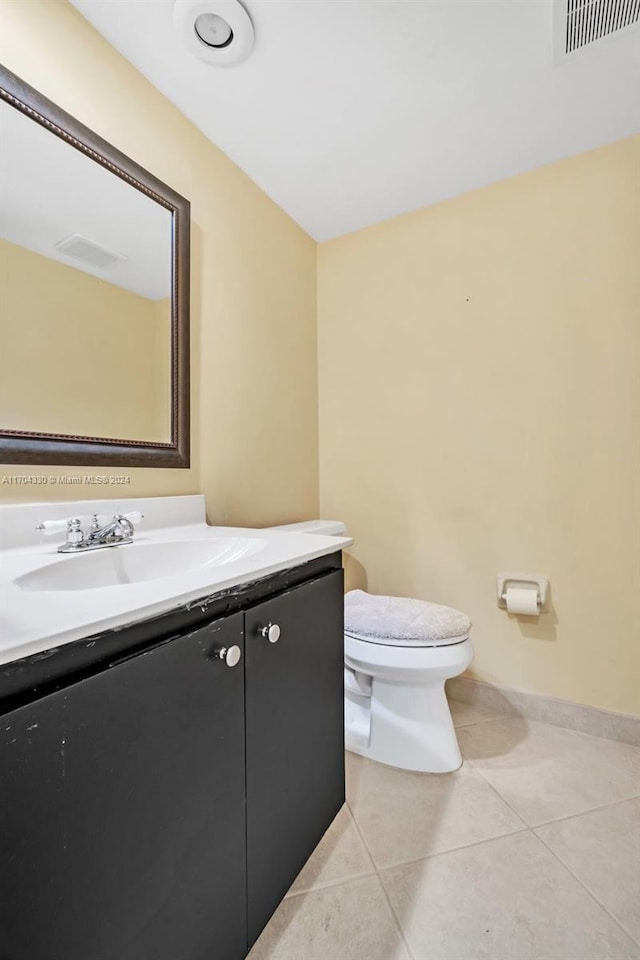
[344,626,473,773]
[269,520,472,773]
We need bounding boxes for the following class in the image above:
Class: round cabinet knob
[259,623,281,644]
[215,645,242,667]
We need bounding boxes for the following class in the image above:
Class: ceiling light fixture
[173,0,255,66]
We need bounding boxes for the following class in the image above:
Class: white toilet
[270,520,473,774]
[343,589,472,773]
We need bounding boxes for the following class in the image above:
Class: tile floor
[247,699,640,960]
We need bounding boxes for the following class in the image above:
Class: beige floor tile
[536,799,640,943]
[346,751,525,868]
[380,831,639,960]
[459,718,640,825]
[448,698,508,727]
[287,805,375,896]
[247,875,410,960]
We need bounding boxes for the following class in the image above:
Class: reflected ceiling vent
[554,0,640,60]
[55,234,127,270]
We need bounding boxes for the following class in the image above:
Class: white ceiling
[0,99,171,299]
[71,0,640,241]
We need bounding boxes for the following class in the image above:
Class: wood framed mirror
[0,66,190,468]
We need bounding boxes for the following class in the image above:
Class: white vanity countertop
[0,495,352,667]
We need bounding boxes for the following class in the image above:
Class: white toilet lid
[344,589,471,647]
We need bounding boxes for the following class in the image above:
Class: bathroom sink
[14,537,267,593]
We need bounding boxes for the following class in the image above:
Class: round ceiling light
[173,0,255,66]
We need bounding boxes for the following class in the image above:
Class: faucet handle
[89,514,106,532]
[115,511,144,527]
[37,516,87,536]
[65,518,84,547]
[36,518,69,536]
[111,513,141,538]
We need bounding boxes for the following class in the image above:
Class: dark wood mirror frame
[0,66,190,468]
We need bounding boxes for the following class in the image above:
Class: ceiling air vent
[555,0,640,58]
[55,234,127,270]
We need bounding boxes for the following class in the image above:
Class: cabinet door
[245,570,345,945]
[0,614,247,960]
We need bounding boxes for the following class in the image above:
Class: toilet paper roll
[505,584,539,615]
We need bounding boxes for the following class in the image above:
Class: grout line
[529,792,640,829]
[345,795,385,872]
[373,873,417,960]
[283,866,376,900]
[344,800,377,872]
[461,756,536,827]
[452,714,511,729]
[348,750,640,953]
[373,826,532,875]
[536,794,640,824]
[534,828,640,949]
[533,722,640,749]
[460,756,640,831]
[445,688,640,749]
[348,762,530,871]
[346,798,415,960]
[457,711,640,746]
[283,870,379,903]
[283,802,376,900]
[448,700,512,729]
[345,800,378,863]
[459,759,640,946]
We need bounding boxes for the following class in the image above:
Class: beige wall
[318,136,640,715]
[0,239,171,442]
[0,0,318,525]
[1,2,637,715]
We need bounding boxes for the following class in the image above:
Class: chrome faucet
[86,514,135,548]
[36,512,142,554]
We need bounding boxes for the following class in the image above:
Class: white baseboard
[446,677,640,747]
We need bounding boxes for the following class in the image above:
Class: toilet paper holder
[496,573,549,613]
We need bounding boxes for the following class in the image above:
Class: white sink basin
[14,537,267,593]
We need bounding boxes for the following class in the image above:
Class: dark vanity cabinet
[1,614,248,960]
[246,574,345,946]
[0,563,345,960]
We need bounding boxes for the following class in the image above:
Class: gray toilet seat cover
[344,589,471,646]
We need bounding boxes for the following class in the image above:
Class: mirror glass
[0,99,173,444]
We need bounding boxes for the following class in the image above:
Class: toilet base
[345,676,464,774]
[344,634,472,774]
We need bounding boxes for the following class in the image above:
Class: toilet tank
[268,519,347,537]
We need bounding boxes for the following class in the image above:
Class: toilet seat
[345,629,469,648]
[344,589,472,647]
